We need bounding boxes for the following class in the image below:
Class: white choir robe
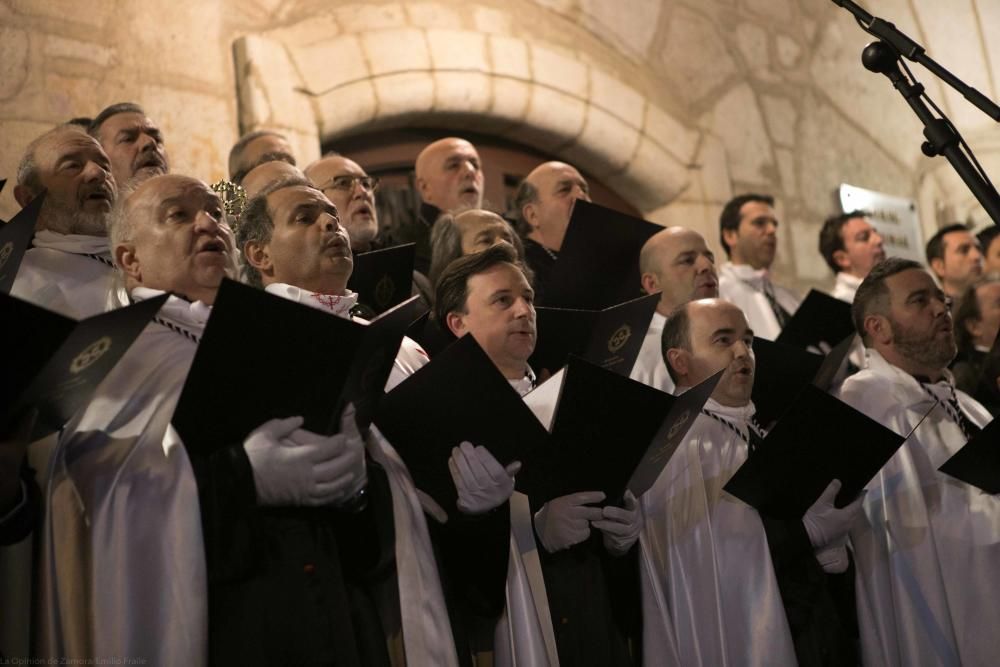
[639,399,795,667]
[836,349,1000,667]
[629,311,675,395]
[10,230,126,318]
[266,281,459,667]
[38,289,208,664]
[718,262,801,341]
[830,272,861,304]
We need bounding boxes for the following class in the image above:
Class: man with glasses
[305,153,382,255]
[838,258,998,665]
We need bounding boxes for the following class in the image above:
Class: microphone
[862,42,902,81]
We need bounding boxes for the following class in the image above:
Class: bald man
[241,160,305,199]
[630,227,719,393]
[386,137,484,275]
[305,154,381,254]
[513,161,591,299]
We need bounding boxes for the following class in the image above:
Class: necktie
[921,383,982,441]
[761,279,791,329]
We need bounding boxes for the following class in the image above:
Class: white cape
[836,349,999,666]
[37,290,208,664]
[639,399,795,667]
[11,231,126,318]
[629,311,675,395]
[718,262,800,341]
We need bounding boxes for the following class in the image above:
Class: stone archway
[232,19,708,217]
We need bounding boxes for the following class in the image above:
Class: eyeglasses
[321,175,380,192]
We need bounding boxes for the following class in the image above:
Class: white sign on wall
[839,184,924,263]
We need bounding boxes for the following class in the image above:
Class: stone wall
[1,0,998,293]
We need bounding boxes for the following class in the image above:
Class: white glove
[449,441,521,515]
[244,406,367,507]
[592,490,642,556]
[814,544,850,574]
[533,491,606,553]
[802,479,864,550]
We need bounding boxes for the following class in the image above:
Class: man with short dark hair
[838,257,999,665]
[717,193,801,340]
[818,210,886,303]
[228,129,296,185]
[950,274,1000,414]
[89,102,169,190]
[11,125,121,317]
[513,161,592,299]
[436,244,643,665]
[925,223,983,300]
[630,226,719,393]
[979,225,1000,274]
[641,298,861,666]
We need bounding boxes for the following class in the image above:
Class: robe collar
[264,282,358,319]
[132,286,212,338]
[33,230,111,259]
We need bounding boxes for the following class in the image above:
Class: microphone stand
[832,0,1000,226]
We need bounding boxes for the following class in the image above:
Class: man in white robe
[631,227,719,394]
[11,124,120,317]
[818,211,885,305]
[435,244,643,665]
[717,194,800,340]
[38,174,376,665]
[641,298,863,666]
[236,175,462,666]
[837,257,999,666]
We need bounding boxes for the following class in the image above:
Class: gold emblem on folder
[0,241,12,270]
[375,274,395,308]
[70,336,112,374]
[667,409,691,440]
[608,324,632,353]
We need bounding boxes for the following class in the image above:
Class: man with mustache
[386,137,485,276]
[631,227,719,393]
[641,298,863,666]
[717,194,801,340]
[11,124,120,317]
[89,102,169,190]
[818,211,886,304]
[238,176,472,666]
[228,129,297,185]
[837,258,1000,666]
[513,161,592,301]
[435,244,644,665]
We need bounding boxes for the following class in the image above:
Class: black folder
[373,334,551,516]
[939,417,1000,494]
[530,292,659,377]
[541,200,661,310]
[776,288,855,351]
[172,279,426,455]
[724,384,906,519]
[348,243,415,316]
[1,291,168,438]
[0,194,46,294]
[522,358,722,504]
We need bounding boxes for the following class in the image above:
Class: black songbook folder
[0,194,46,294]
[541,200,661,310]
[530,292,659,377]
[373,334,551,516]
[939,417,1000,494]
[776,289,854,351]
[1,291,168,438]
[348,243,415,316]
[724,384,906,519]
[523,358,721,504]
[172,279,425,455]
